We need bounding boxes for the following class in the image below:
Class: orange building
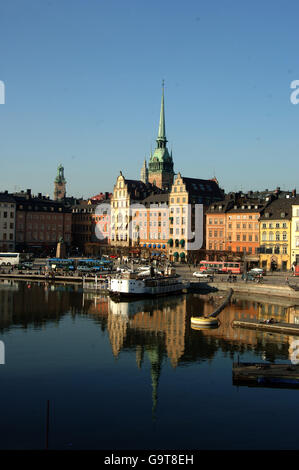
[206,194,267,263]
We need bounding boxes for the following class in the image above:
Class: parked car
[17,262,34,270]
[193,271,213,279]
[248,268,266,276]
[77,266,95,273]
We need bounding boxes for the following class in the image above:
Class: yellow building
[110,172,158,251]
[291,202,299,266]
[168,172,224,262]
[259,197,292,271]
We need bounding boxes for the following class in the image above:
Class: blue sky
[1,0,299,198]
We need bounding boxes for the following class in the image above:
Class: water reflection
[1,281,299,365]
[1,281,299,448]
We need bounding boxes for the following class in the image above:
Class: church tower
[140,158,148,184]
[148,82,174,190]
[54,164,66,200]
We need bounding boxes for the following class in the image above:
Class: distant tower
[148,82,174,190]
[54,164,66,200]
[140,158,148,184]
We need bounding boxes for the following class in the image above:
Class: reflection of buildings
[106,295,187,418]
[0,280,18,328]
[189,293,294,361]
[0,281,83,330]
[107,296,186,368]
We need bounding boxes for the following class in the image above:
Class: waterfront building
[110,172,161,254]
[147,83,174,190]
[0,193,16,252]
[53,164,67,201]
[168,172,224,262]
[133,193,169,258]
[13,189,72,256]
[71,193,111,256]
[259,197,293,271]
[225,197,265,266]
[205,193,269,267]
[290,195,299,266]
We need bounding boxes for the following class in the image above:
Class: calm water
[0,279,299,450]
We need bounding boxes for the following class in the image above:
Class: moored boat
[108,269,188,299]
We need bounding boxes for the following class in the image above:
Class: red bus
[199,261,242,274]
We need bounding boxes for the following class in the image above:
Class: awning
[173,252,179,257]
[180,252,185,258]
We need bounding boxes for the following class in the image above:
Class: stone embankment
[210,280,299,299]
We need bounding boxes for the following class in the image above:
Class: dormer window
[265,212,269,218]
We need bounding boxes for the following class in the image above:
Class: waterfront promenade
[1,264,299,299]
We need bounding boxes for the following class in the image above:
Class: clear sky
[1,0,299,198]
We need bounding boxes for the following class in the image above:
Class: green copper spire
[148,82,174,189]
[157,80,167,145]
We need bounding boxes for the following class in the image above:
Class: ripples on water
[0,280,299,450]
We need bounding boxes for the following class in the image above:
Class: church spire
[157,80,167,149]
[140,158,148,184]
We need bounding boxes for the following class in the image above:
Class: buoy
[190,316,219,328]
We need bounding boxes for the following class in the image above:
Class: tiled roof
[260,197,293,220]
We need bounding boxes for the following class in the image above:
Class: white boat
[109,270,189,299]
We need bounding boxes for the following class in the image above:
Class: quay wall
[210,281,299,299]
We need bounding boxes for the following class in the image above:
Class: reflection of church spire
[136,345,144,369]
[146,346,163,421]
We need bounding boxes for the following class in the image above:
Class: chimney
[292,189,296,197]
